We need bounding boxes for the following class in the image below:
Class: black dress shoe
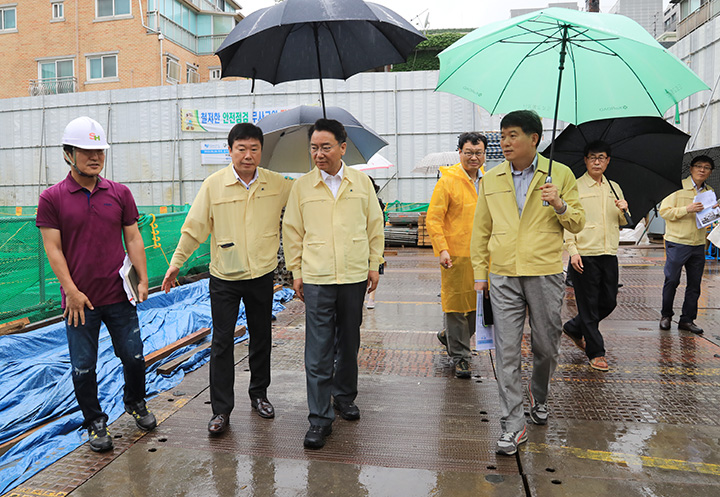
[251,398,275,419]
[303,424,332,449]
[659,316,671,330]
[678,321,704,334]
[333,400,360,420]
[208,414,230,435]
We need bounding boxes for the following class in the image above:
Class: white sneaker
[525,384,548,425]
[496,426,528,456]
[366,299,375,309]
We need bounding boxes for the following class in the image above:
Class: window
[0,5,16,31]
[209,67,221,80]
[186,64,199,84]
[96,0,130,18]
[166,56,180,83]
[87,53,118,81]
[52,2,64,20]
[38,58,74,94]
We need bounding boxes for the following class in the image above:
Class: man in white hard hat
[36,116,155,453]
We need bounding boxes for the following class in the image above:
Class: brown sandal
[589,356,609,372]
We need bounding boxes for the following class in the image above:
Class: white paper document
[119,255,139,306]
[475,291,495,351]
[708,223,720,248]
[695,190,720,229]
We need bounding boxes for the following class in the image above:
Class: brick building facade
[0,0,241,99]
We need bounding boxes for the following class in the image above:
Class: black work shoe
[88,418,113,452]
[659,316,671,330]
[679,321,704,334]
[455,359,471,379]
[303,424,332,449]
[437,329,448,348]
[333,400,360,421]
[125,401,157,431]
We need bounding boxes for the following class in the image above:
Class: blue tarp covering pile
[0,279,294,493]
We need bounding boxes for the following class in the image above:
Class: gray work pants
[444,311,476,364]
[489,273,564,433]
[303,281,366,427]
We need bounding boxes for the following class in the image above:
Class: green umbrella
[436,7,708,185]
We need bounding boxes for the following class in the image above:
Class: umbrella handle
[542,176,552,207]
[623,211,633,227]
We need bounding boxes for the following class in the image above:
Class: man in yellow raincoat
[426,132,487,378]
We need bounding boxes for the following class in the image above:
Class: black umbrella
[683,145,720,193]
[257,105,388,173]
[215,0,425,116]
[542,117,690,226]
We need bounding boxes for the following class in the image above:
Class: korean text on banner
[181,108,287,132]
[476,291,495,351]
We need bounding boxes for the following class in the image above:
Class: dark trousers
[209,271,274,415]
[661,241,705,323]
[66,300,146,428]
[564,255,618,360]
[303,281,366,427]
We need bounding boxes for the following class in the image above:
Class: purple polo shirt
[36,173,139,308]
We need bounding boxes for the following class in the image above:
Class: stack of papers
[694,190,720,229]
[119,255,139,306]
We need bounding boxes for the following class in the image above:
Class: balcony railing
[28,77,77,96]
[677,0,720,38]
[146,11,231,55]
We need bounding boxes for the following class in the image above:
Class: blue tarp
[0,280,294,494]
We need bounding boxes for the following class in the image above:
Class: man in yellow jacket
[562,141,629,372]
[471,110,585,456]
[427,132,487,379]
[282,119,385,450]
[659,155,716,334]
[161,123,293,435]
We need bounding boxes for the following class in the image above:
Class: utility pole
[586,0,600,12]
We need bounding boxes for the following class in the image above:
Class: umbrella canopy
[436,8,708,126]
[350,153,393,171]
[257,105,388,173]
[683,145,720,194]
[216,0,425,114]
[412,151,460,175]
[541,117,690,224]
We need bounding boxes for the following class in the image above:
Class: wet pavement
[7,246,720,496]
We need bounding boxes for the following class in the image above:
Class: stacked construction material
[417,212,431,247]
[385,211,420,246]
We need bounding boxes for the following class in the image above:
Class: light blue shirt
[511,155,538,216]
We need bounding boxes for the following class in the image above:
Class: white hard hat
[62,116,110,150]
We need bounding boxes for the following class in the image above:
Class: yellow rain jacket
[426,163,480,313]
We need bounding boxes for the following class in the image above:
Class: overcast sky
[235,0,673,30]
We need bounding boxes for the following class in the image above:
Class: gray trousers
[444,311,476,364]
[304,281,366,427]
[489,273,564,433]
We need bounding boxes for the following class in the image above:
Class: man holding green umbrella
[471,110,585,456]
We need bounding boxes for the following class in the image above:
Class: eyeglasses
[587,155,608,162]
[462,150,486,158]
[692,164,713,171]
[310,142,342,155]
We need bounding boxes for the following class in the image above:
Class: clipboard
[119,255,139,305]
[476,290,495,351]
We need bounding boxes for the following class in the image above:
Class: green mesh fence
[385,201,430,213]
[0,206,210,326]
